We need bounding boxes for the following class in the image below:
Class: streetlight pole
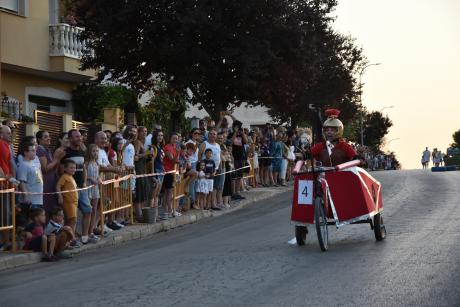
[379,105,394,113]
[387,137,400,152]
[359,62,381,146]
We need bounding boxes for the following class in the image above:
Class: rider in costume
[310,109,358,167]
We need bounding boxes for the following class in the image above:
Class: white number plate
[297,180,313,205]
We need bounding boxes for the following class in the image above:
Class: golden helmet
[322,109,343,141]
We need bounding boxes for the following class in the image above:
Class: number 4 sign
[298,180,313,205]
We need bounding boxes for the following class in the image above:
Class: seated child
[24,208,57,262]
[45,207,75,259]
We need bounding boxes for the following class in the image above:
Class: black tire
[314,197,328,251]
[373,213,386,241]
[295,225,308,246]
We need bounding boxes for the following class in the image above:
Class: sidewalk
[0,185,292,271]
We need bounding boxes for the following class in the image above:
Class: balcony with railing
[49,24,87,59]
[1,96,22,120]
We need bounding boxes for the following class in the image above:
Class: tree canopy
[361,111,393,152]
[74,0,364,121]
[451,129,460,148]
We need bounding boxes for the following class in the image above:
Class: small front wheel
[314,197,328,251]
[373,213,386,241]
[295,225,308,246]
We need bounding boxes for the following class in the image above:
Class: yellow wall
[1,69,75,104]
[0,2,51,71]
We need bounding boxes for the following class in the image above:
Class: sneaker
[81,235,89,244]
[70,240,82,248]
[225,204,231,209]
[107,222,122,231]
[56,251,73,259]
[114,221,125,228]
[88,234,100,243]
[217,204,226,210]
[103,224,114,233]
[171,211,182,217]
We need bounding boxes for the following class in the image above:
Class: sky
[333,0,460,169]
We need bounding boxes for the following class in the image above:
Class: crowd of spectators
[0,112,312,260]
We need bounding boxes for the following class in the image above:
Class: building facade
[0,0,94,119]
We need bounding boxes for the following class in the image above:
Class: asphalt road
[1,170,459,307]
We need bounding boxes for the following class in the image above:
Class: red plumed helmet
[325,109,340,119]
[322,108,344,140]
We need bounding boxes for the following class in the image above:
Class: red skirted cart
[291,160,386,251]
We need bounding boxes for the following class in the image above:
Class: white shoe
[173,211,182,217]
[81,235,89,244]
[103,224,113,233]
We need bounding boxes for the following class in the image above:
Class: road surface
[1,170,459,307]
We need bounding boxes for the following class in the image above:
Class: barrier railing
[173,166,190,212]
[99,172,134,235]
[242,157,257,188]
[0,179,16,252]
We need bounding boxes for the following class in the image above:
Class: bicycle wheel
[314,196,328,251]
[373,213,386,241]
[295,225,308,246]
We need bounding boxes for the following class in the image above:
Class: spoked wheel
[314,197,328,251]
[373,213,386,241]
[295,225,308,246]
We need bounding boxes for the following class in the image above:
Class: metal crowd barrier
[173,166,190,212]
[0,179,16,252]
[242,157,257,188]
[99,172,134,234]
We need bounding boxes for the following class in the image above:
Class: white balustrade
[49,24,87,58]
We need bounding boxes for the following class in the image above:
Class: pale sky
[333,0,460,169]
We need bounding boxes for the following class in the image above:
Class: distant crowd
[421,147,445,169]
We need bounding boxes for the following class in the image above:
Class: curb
[0,186,292,271]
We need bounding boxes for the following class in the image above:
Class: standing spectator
[36,131,66,214]
[271,132,284,186]
[258,129,271,187]
[79,128,88,152]
[134,126,150,210]
[122,126,138,220]
[62,129,91,245]
[249,131,260,186]
[279,132,290,186]
[2,120,16,175]
[57,159,79,242]
[0,125,15,250]
[163,133,180,219]
[144,124,162,150]
[185,128,201,206]
[149,130,165,213]
[198,128,221,208]
[195,161,208,209]
[95,131,123,231]
[84,144,101,243]
[214,132,226,209]
[57,132,70,150]
[203,149,216,210]
[228,120,247,200]
[17,142,44,209]
[221,147,233,208]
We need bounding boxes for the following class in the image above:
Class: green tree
[451,129,460,148]
[74,0,363,121]
[137,82,189,135]
[360,111,392,152]
[72,83,138,122]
